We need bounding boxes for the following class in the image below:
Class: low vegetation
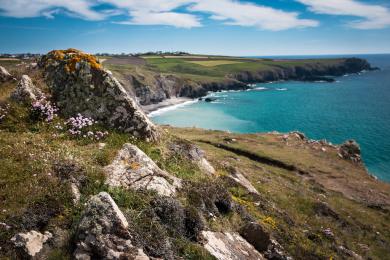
[1,55,389,259]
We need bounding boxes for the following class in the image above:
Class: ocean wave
[253,87,268,91]
[275,88,288,91]
[148,99,198,118]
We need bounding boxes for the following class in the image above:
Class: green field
[101,54,343,83]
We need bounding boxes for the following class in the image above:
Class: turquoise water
[152,54,390,182]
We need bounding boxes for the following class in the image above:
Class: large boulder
[0,66,14,82]
[200,231,265,260]
[74,192,149,260]
[169,140,215,175]
[339,140,361,163]
[39,49,159,141]
[11,75,43,103]
[104,143,181,197]
[11,230,52,258]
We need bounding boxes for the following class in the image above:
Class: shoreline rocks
[339,140,362,163]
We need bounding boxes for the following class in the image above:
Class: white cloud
[116,11,201,28]
[189,0,318,30]
[0,0,318,30]
[297,0,390,29]
[0,0,105,20]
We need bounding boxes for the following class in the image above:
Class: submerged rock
[200,231,265,260]
[11,75,43,103]
[0,66,14,82]
[39,49,159,141]
[74,192,149,260]
[105,143,181,196]
[11,230,52,258]
[339,140,361,163]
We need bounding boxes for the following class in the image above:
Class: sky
[0,0,390,56]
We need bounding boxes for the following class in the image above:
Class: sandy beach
[142,97,196,116]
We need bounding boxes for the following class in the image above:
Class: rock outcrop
[0,66,14,82]
[339,140,362,163]
[200,231,265,260]
[104,143,181,196]
[11,75,43,103]
[39,49,159,141]
[231,58,375,84]
[169,140,215,175]
[11,230,52,258]
[74,192,149,260]
[227,167,259,195]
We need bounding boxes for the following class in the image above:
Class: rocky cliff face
[230,58,375,83]
[39,49,160,141]
[115,57,375,107]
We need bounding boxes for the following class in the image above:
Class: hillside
[100,54,376,108]
[0,49,389,260]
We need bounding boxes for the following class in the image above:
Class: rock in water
[39,49,159,141]
[200,231,265,260]
[104,143,181,197]
[74,192,149,260]
[11,75,43,103]
[0,66,14,82]
[11,230,52,258]
[339,140,362,163]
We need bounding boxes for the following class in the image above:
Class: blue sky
[0,0,390,55]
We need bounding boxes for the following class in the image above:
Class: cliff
[0,51,389,260]
[104,56,376,107]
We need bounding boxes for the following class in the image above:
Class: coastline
[143,97,198,117]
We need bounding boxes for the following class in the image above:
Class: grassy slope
[168,126,390,259]
[1,60,389,259]
[102,55,344,83]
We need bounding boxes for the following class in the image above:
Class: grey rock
[74,192,149,260]
[170,140,215,175]
[339,140,362,163]
[200,231,265,260]
[239,222,270,252]
[264,239,293,260]
[11,75,43,103]
[0,66,14,82]
[228,167,259,195]
[39,50,159,141]
[104,144,181,197]
[11,230,52,258]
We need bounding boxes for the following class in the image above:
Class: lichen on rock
[104,143,181,197]
[39,49,159,141]
[74,192,149,260]
[11,75,43,103]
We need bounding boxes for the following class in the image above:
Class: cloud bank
[0,0,389,30]
[297,0,390,29]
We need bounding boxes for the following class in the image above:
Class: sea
[150,54,390,182]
